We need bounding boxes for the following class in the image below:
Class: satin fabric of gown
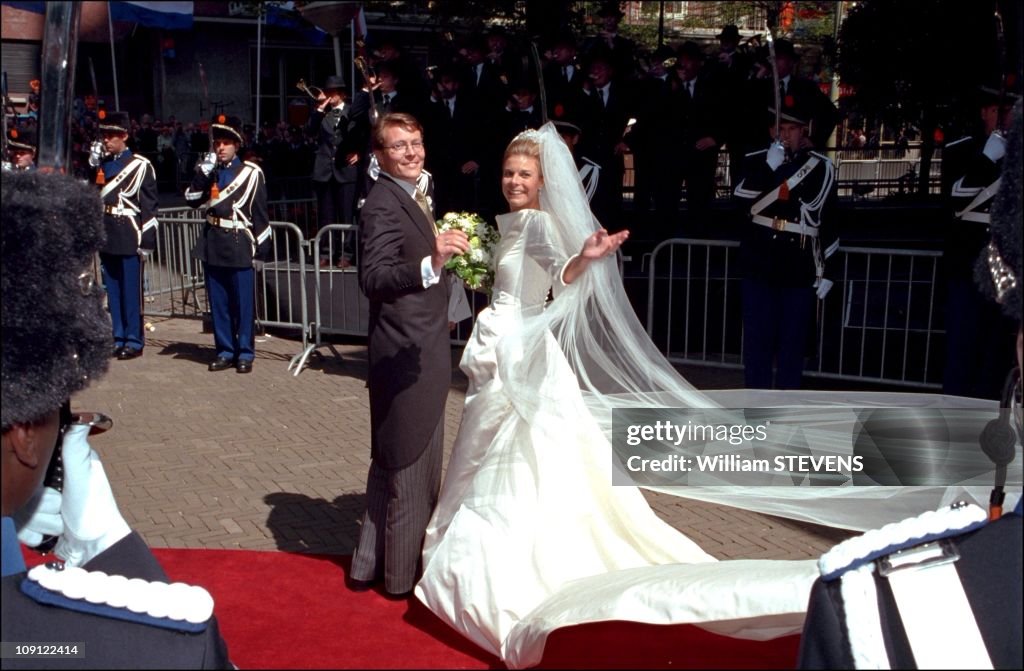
[415,209,818,667]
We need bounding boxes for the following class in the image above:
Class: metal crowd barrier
[144,213,313,367]
[645,238,946,388]
[287,223,365,375]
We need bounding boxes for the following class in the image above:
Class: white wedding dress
[415,209,818,668]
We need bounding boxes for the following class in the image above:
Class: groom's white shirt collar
[379,170,420,194]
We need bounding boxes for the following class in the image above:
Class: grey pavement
[74,317,853,560]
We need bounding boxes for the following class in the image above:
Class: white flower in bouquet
[438,211,500,294]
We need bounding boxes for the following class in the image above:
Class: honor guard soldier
[185,115,270,374]
[941,85,1020,399]
[734,103,838,389]
[88,111,159,361]
[2,170,232,668]
[4,126,37,171]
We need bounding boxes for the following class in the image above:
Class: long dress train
[415,209,818,667]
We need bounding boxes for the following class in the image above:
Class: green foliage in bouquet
[439,211,500,295]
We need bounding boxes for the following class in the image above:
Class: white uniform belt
[104,204,136,218]
[207,214,248,230]
[751,214,819,237]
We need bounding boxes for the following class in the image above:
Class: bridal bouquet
[439,211,500,294]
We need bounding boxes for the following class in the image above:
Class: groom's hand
[431,229,470,274]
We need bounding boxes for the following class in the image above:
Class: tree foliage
[837,0,1001,134]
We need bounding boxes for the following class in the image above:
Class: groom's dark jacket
[358,173,451,469]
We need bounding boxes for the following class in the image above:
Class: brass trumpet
[296,78,324,101]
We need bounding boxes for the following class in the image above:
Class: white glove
[13,485,64,547]
[196,151,217,177]
[53,424,131,567]
[982,131,1006,163]
[88,141,105,168]
[766,141,785,170]
[815,278,834,300]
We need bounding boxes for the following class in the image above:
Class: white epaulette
[818,503,992,670]
[24,564,215,632]
[243,160,264,174]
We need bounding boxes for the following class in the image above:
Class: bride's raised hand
[581,228,629,260]
[562,228,629,285]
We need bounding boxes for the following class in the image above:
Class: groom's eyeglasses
[384,140,425,154]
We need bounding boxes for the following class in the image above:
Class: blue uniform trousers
[100,252,144,352]
[742,278,814,389]
[205,265,256,362]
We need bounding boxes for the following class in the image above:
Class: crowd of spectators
[31,8,846,241]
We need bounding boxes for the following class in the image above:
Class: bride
[414,123,822,667]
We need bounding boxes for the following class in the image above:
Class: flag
[265,1,327,45]
[109,2,193,30]
[355,6,367,39]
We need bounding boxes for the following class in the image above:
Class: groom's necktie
[414,189,437,235]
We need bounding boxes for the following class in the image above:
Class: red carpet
[26,548,801,668]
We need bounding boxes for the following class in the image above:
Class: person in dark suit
[751,39,838,152]
[353,113,469,597]
[734,103,838,389]
[626,45,679,231]
[582,2,637,81]
[423,66,490,217]
[2,170,231,669]
[307,74,370,267]
[458,36,510,117]
[673,41,727,230]
[185,115,271,374]
[87,111,159,361]
[940,86,1019,399]
[543,31,584,123]
[578,52,632,229]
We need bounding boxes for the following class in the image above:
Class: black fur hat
[975,99,1022,322]
[2,172,111,429]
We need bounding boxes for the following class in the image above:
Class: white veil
[493,122,1011,532]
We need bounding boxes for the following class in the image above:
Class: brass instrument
[353,44,380,125]
[296,78,324,101]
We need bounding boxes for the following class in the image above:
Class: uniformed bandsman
[941,86,1020,399]
[88,111,159,361]
[734,102,838,389]
[185,115,270,374]
[5,126,37,171]
[2,170,232,669]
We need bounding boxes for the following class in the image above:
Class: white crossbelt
[882,541,993,669]
[750,214,819,237]
[955,177,1000,225]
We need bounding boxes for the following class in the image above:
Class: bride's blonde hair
[504,130,542,166]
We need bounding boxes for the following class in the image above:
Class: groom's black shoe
[346,576,375,592]
[382,589,413,601]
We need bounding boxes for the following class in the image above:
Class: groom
[353,113,469,596]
